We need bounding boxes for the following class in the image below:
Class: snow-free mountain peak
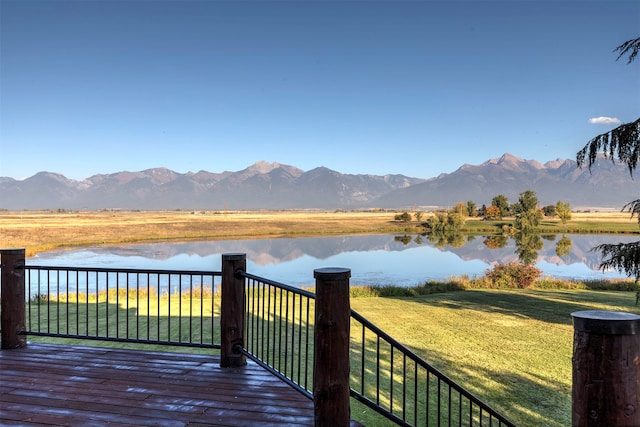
[0,153,637,210]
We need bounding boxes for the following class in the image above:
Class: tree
[514,208,543,232]
[513,190,542,232]
[453,202,468,216]
[542,205,557,217]
[427,210,465,233]
[427,211,466,248]
[394,212,412,222]
[577,37,640,279]
[491,194,510,217]
[511,190,538,215]
[467,200,477,217]
[484,205,502,220]
[615,37,640,64]
[414,211,423,222]
[519,190,538,212]
[556,201,572,224]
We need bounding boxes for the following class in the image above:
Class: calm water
[29,233,638,287]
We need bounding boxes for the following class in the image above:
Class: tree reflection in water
[513,231,544,265]
[414,231,577,266]
[556,236,572,258]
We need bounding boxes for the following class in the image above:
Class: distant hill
[0,154,637,210]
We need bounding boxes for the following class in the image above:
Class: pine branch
[576,118,640,176]
[614,37,640,64]
[594,241,640,281]
[623,199,640,225]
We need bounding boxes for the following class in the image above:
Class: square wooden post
[220,253,247,368]
[1,248,27,349]
[313,267,351,427]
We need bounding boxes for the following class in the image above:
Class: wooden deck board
[0,343,315,427]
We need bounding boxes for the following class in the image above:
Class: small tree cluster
[427,210,465,233]
[394,212,412,222]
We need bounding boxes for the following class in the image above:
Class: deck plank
[0,343,314,427]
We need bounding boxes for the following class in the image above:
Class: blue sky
[1,0,638,181]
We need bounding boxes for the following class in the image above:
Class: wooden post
[220,253,247,368]
[572,310,640,426]
[313,267,351,427]
[1,248,27,349]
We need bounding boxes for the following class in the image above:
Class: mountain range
[1,153,637,210]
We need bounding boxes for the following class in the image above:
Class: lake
[29,233,638,288]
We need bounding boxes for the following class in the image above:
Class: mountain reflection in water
[31,234,637,287]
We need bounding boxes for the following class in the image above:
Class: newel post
[1,248,27,349]
[220,253,247,368]
[313,267,351,427]
[572,310,640,426]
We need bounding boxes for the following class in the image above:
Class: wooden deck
[0,343,315,426]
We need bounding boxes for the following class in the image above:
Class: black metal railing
[23,265,222,348]
[235,270,515,427]
[4,260,515,426]
[349,310,516,427]
[236,271,315,399]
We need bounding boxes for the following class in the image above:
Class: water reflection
[31,233,638,287]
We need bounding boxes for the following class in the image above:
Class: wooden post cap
[313,268,351,280]
[221,253,247,261]
[572,310,640,335]
[0,248,26,255]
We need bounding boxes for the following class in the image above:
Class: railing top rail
[24,265,222,276]
[239,271,316,299]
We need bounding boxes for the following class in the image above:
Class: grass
[1,210,638,257]
[349,288,640,427]
[27,288,221,353]
[24,284,640,427]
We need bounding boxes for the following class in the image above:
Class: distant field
[571,211,635,222]
[0,210,403,256]
[0,209,637,257]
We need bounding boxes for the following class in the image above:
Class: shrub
[485,262,541,289]
[394,212,412,222]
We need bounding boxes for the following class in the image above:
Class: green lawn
[351,289,640,427]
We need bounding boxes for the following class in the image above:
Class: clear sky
[1,0,638,181]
